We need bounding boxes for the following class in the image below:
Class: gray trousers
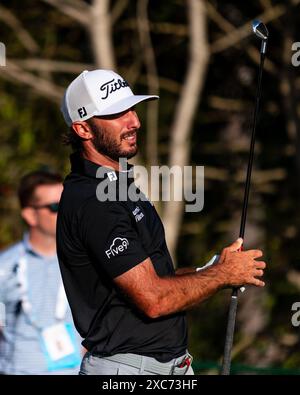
[79,352,194,375]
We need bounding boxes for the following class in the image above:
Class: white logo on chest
[107,171,117,181]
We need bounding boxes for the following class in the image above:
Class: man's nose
[127,110,141,129]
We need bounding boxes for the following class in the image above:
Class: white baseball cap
[61,69,159,126]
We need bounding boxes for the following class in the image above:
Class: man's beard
[91,124,138,161]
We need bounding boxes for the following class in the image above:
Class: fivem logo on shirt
[105,237,129,259]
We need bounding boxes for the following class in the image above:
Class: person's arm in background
[0,267,10,332]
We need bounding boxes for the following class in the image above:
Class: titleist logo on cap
[100,78,129,100]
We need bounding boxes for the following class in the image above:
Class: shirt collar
[23,233,36,255]
[70,151,134,180]
[22,233,56,260]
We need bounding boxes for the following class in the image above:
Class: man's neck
[28,230,56,257]
[82,144,120,171]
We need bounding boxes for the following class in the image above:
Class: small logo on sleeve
[105,237,129,259]
[132,206,144,222]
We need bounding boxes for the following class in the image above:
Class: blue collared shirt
[0,234,82,375]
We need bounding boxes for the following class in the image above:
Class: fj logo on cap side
[78,107,87,118]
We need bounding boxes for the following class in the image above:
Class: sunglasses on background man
[30,202,60,213]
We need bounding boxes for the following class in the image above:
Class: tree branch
[2,61,64,103]
[120,2,298,61]
[120,19,188,36]
[137,74,181,94]
[11,58,93,74]
[206,2,277,74]
[0,5,39,54]
[210,2,299,54]
[112,0,129,25]
[137,0,160,167]
[41,0,90,26]
[162,0,209,260]
[90,0,116,69]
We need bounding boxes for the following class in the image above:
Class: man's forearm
[115,241,265,319]
[148,265,225,318]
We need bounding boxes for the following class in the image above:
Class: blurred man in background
[0,171,82,375]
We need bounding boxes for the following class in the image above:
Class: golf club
[220,19,269,376]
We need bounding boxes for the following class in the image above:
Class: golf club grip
[220,288,238,375]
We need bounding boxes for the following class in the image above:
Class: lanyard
[16,253,68,327]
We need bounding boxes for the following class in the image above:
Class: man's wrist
[196,254,219,272]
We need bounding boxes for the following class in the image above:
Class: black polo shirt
[56,152,187,362]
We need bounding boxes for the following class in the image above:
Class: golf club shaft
[220,47,267,376]
[239,51,266,239]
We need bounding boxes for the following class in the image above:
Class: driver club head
[252,20,268,40]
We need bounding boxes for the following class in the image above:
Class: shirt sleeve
[79,200,148,278]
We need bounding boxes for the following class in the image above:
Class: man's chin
[124,147,138,159]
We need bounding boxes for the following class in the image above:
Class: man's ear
[21,207,37,227]
[72,122,93,141]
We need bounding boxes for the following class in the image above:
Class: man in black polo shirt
[57,69,266,375]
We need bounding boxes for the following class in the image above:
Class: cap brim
[95,95,159,116]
